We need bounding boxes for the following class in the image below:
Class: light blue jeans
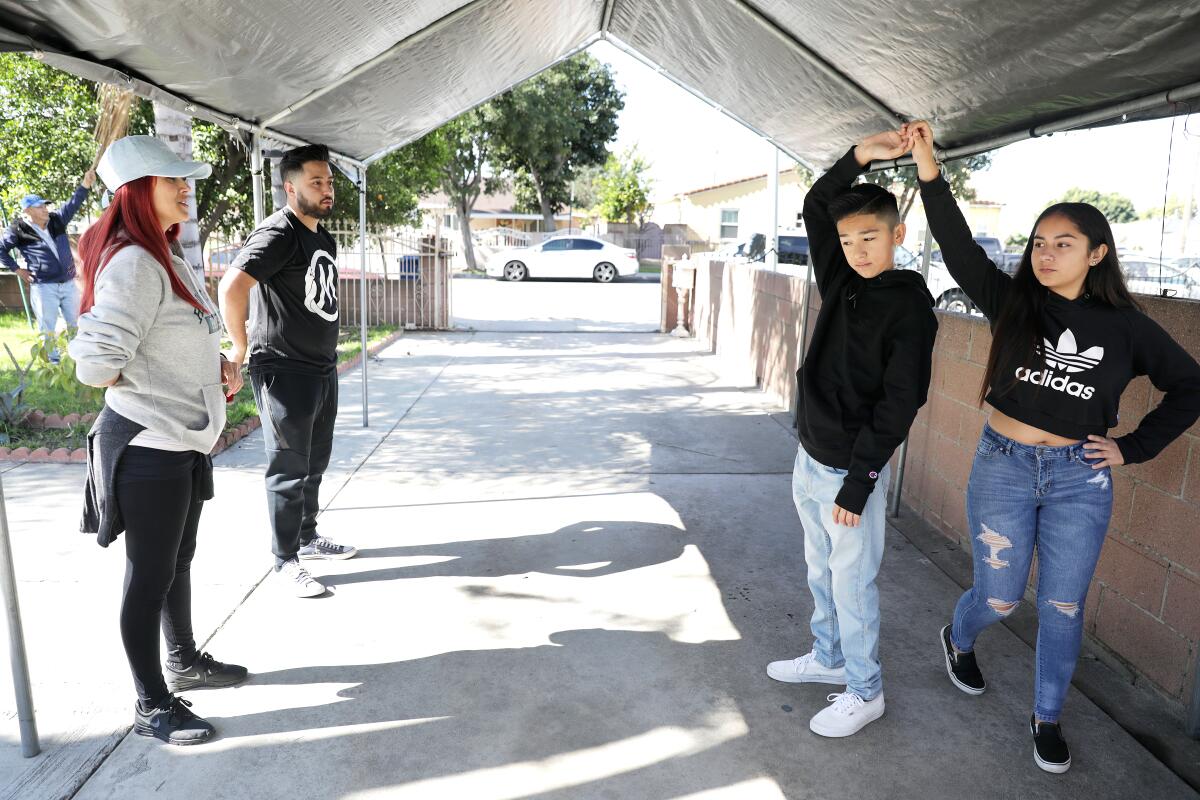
[950,424,1112,722]
[792,444,891,701]
[30,280,80,360]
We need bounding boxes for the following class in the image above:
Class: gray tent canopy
[2,0,1200,171]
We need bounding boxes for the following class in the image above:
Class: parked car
[487,236,639,282]
[929,236,1019,275]
[899,245,981,315]
[1120,255,1200,299]
[777,235,809,265]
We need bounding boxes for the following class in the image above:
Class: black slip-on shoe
[941,624,986,695]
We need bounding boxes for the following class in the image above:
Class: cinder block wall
[680,258,1200,712]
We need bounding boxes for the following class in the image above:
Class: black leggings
[116,446,206,707]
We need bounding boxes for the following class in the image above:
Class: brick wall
[680,258,1200,712]
[909,305,1200,708]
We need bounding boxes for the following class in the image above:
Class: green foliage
[488,53,624,229]
[1006,232,1029,249]
[192,120,254,247]
[327,133,447,230]
[27,332,105,408]
[863,152,993,221]
[1055,188,1137,223]
[1138,194,1191,221]
[0,53,150,220]
[0,343,34,432]
[596,147,653,225]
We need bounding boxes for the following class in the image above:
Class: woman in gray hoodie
[69,135,246,746]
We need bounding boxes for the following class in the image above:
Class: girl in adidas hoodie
[909,121,1200,774]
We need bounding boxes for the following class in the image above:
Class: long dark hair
[980,202,1140,403]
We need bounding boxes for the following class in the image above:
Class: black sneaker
[166,651,249,692]
[297,536,358,561]
[133,695,214,746]
[1030,715,1071,773]
[940,624,986,695]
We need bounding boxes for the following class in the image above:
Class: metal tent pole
[792,255,815,428]
[767,146,779,272]
[250,132,265,227]
[359,167,369,427]
[0,471,39,757]
[889,224,934,517]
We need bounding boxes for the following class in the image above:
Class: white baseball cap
[97,135,212,192]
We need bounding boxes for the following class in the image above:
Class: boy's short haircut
[828,182,901,227]
[280,144,331,186]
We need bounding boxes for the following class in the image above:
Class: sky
[589,40,1200,241]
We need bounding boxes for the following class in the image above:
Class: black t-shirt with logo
[232,207,339,375]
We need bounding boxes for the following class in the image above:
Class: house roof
[2,1,1197,170]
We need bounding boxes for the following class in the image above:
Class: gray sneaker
[298,536,358,561]
[276,559,326,597]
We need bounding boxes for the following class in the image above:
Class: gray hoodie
[69,245,226,453]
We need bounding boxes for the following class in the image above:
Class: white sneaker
[809,691,885,737]
[275,559,326,598]
[766,652,846,684]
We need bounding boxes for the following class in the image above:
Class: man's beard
[297,194,333,219]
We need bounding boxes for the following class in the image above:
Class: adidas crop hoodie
[920,173,1200,464]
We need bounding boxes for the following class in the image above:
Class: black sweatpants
[116,446,205,707]
[250,367,338,564]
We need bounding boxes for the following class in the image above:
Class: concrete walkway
[1,331,1196,799]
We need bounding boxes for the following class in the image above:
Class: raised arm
[910,121,1011,320]
[57,170,95,227]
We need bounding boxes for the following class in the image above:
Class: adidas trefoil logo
[1013,328,1101,400]
[1042,329,1104,374]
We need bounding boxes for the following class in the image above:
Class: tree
[1056,188,1137,223]
[1139,194,1189,221]
[863,153,992,222]
[191,121,253,251]
[596,147,653,227]
[436,109,500,271]
[0,53,152,221]
[489,53,624,232]
[327,133,446,230]
[1006,232,1028,249]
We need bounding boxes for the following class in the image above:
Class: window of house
[720,209,739,240]
[796,212,804,227]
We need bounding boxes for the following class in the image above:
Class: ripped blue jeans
[950,424,1112,722]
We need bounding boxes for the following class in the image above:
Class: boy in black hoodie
[767,130,937,738]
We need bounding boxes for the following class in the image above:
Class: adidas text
[1014,366,1096,399]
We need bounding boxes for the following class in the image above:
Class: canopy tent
[2,0,1200,172]
[3,0,1200,761]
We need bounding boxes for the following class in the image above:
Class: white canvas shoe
[808,691,885,737]
[766,652,846,684]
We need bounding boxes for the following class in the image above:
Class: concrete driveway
[1,331,1195,800]
[451,273,661,332]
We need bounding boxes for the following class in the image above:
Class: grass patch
[0,318,400,452]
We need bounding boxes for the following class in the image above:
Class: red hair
[78,176,206,315]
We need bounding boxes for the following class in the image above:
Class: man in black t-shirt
[220,144,357,598]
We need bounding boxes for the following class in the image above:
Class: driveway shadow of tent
[196,629,758,799]
[320,520,688,587]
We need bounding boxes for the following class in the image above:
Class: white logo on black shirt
[304,249,339,322]
[1014,328,1102,399]
[1041,329,1104,374]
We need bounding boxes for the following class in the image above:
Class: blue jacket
[0,185,89,283]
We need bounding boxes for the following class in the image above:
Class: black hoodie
[796,148,938,515]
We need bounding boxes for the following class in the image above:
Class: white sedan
[487,236,639,282]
